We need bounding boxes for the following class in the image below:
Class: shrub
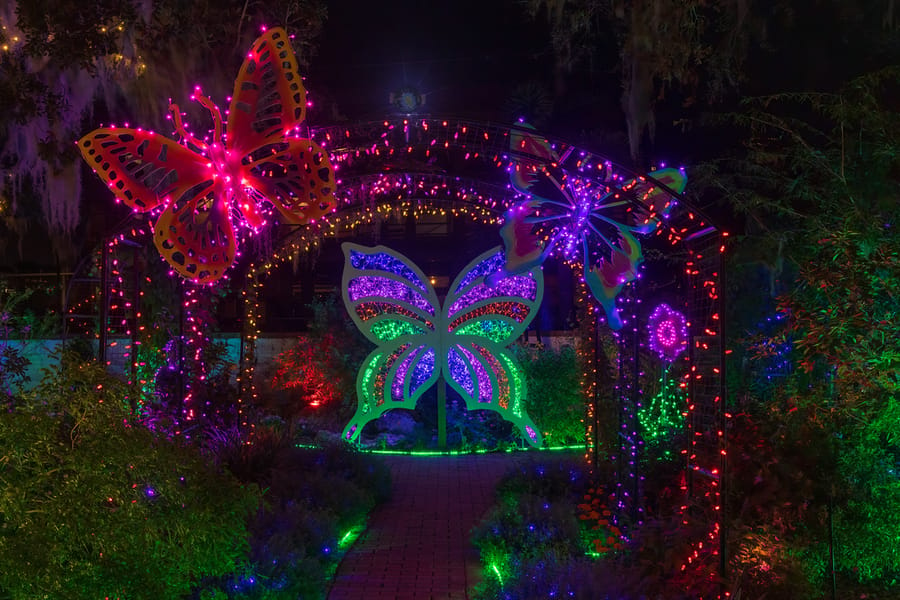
[0,352,258,600]
[471,457,594,599]
[513,344,585,446]
[471,455,724,599]
[0,283,38,402]
[196,431,391,599]
[270,333,341,411]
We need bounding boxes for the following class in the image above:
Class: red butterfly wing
[78,128,210,212]
[79,128,237,283]
[227,27,306,156]
[153,181,237,284]
[227,27,336,224]
[244,138,336,224]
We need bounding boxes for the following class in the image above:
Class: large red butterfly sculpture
[78,28,336,284]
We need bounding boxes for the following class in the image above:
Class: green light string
[637,365,685,445]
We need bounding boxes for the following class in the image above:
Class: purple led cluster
[348,276,436,315]
[452,251,505,294]
[457,344,492,403]
[392,350,419,401]
[447,275,537,315]
[409,348,436,394]
[648,302,688,362]
[447,347,475,396]
[350,249,428,290]
[388,346,438,401]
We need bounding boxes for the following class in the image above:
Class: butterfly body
[78,28,336,283]
[341,244,544,447]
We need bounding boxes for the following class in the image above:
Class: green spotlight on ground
[339,526,363,550]
[491,563,504,586]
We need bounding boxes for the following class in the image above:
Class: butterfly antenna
[168,102,209,152]
[194,94,224,144]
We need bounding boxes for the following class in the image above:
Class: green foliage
[830,397,900,582]
[513,344,585,446]
[198,430,391,599]
[473,454,732,598]
[470,457,592,599]
[0,352,259,600]
[297,295,371,428]
[0,345,29,402]
[707,67,900,591]
[0,280,61,400]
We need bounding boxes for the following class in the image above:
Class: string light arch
[68,113,727,588]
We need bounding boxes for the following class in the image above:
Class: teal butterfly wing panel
[341,244,441,442]
[443,248,544,446]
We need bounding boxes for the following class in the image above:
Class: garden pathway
[327,452,529,600]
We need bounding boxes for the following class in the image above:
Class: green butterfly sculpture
[340,243,544,447]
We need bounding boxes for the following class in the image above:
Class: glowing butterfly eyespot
[340,243,544,447]
[498,123,687,330]
[77,27,336,284]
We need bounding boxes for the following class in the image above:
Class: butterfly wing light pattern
[78,128,236,282]
[444,247,544,447]
[340,244,442,443]
[227,27,336,226]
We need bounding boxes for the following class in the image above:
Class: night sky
[307,0,554,120]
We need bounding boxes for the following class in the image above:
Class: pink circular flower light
[648,303,688,362]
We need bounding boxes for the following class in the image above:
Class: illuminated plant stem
[662,364,668,411]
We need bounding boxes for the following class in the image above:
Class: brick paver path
[327,452,526,600]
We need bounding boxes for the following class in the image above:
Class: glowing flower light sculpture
[341,243,544,447]
[640,302,690,444]
[496,123,687,329]
[78,27,336,284]
[647,302,688,363]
